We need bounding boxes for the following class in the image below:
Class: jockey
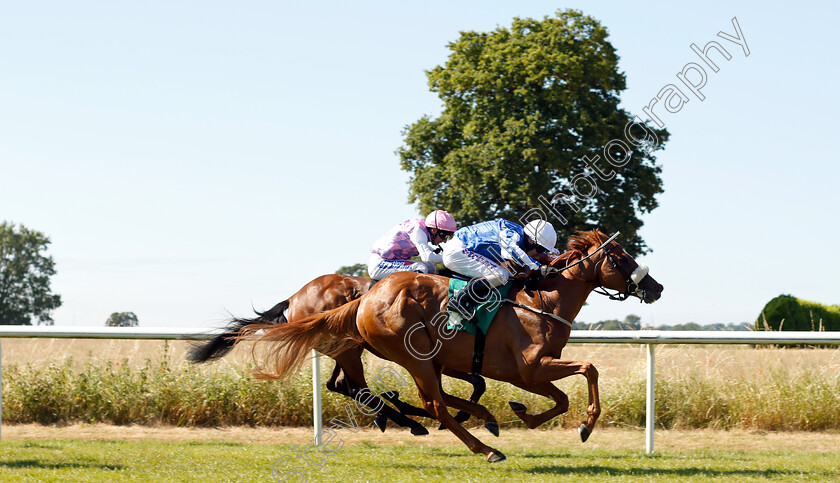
[367,210,458,281]
[443,218,558,321]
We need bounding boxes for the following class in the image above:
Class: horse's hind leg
[325,361,347,395]
[332,348,429,436]
[507,381,570,430]
[379,391,433,418]
[440,368,486,424]
[360,345,433,419]
[408,362,505,462]
[440,392,499,436]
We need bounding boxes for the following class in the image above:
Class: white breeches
[367,254,436,281]
[441,237,511,288]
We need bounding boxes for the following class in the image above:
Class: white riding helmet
[523,219,557,251]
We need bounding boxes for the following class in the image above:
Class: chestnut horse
[241,229,662,462]
[187,273,487,435]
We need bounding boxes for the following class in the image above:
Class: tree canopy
[572,314,642,331]
[399,9,669,254]
[336,263,369,278]
[106,312,139,327]
[0,222,62,325]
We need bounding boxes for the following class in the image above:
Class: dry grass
[4,339,839,377]
[1,338,241,368]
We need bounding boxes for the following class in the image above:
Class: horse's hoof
[509,401,527,413]
[453,410,470,423]
[437,423,446,430]
[373,413,387,433]
[487,451,506,463]
[579,423,591,442]
[381,391,399,402]
[484,421,500,437]
[411,425,429,436]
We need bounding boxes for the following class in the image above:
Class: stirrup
[448,311,465,328]
[448,291,477,322]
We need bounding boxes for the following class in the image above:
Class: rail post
[312,350,322,446]
[645,343,655,454]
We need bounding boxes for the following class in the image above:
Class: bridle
[553,232,650,302]
[499,231,653,327]
[594,243,651,302]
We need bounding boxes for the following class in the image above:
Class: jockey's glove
[539,265,560,277]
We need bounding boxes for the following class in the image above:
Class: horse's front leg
[519,357,601,440]
[506,381,569,430]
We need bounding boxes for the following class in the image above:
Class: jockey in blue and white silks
[367,210,457,280]
[443,218,558,320]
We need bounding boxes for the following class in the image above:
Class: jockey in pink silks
[367,210,458,281]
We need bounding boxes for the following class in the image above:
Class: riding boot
[447,278,493,322]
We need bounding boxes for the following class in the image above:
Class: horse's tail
[185,300,291,363]
[244,298,364,380]
[257,299,292,324]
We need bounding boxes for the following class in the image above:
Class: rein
[495,232,620,328]
[502,298,573,328]
[550,231,645,300]
[494,231,642,327]
[552,231,620,275]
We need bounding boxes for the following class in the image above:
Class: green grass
[1,438,839,482]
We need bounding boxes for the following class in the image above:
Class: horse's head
[559,230,663,304]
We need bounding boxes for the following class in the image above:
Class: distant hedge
[756,294,840,331]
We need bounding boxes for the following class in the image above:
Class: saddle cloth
[445,278,513,335]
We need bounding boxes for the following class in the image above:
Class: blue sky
[2,1,837,328]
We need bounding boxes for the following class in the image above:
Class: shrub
[756,294,840,331]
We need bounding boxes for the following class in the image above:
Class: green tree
[669,322,702,331]
[0,222,62,325]
[597,319,623,330]
[105,312,139,327]
[623,314,641,330]
[399,9,669,254]
[336,263,369,278]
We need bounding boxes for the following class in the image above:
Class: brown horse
[187,273,487,435]
[241,229,662,462]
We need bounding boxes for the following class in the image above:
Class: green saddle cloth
[446,279,513,335]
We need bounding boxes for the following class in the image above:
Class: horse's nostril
[656,284,663,292]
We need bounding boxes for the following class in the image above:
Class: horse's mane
[554,229,610,262]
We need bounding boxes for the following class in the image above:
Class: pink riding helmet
[425,210,457,232]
